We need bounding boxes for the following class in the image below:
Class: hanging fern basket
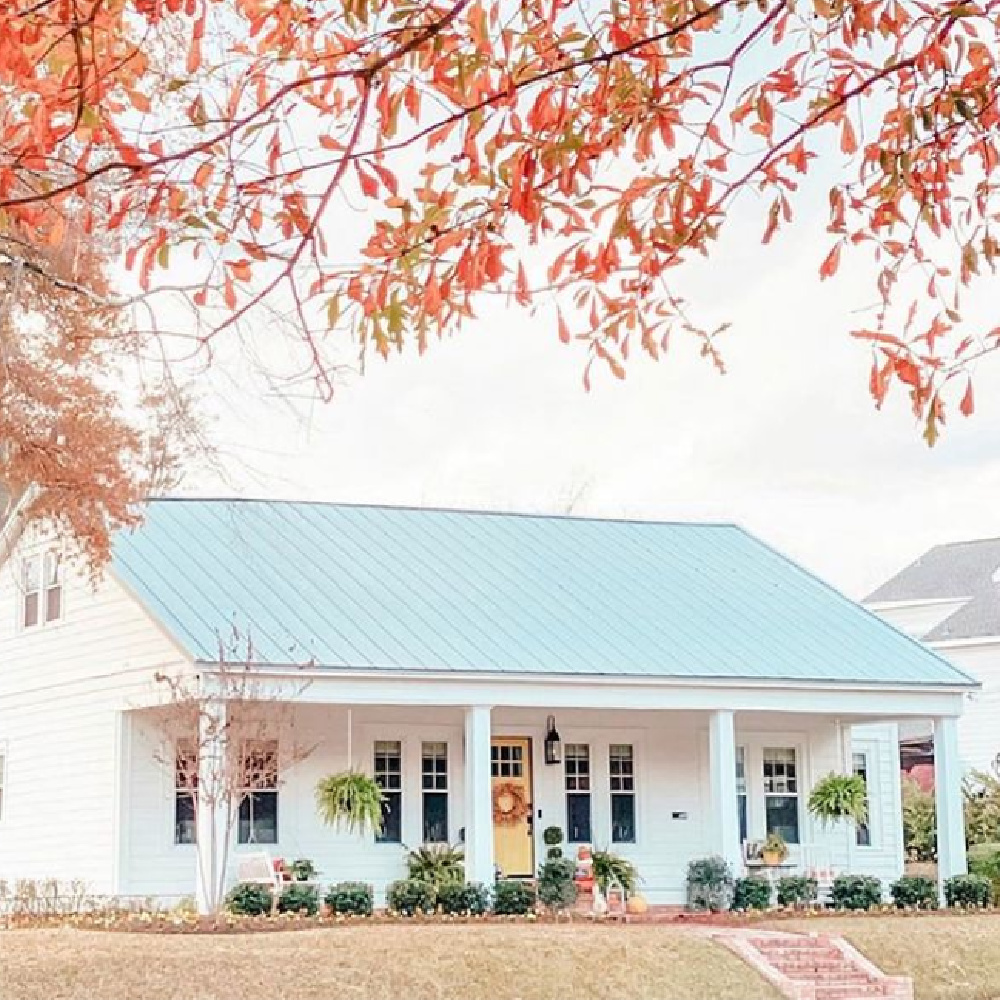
[315,771,385,836]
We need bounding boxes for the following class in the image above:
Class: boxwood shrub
[437,881,490,915]
[387,878,436,916]
[732,877,771,911]
[325,881,374,916]
[969,843,1000,903]
[776,876,818,908]
[831,875,882,910]
[537,858,578,911]
[493,878,536,915]
[225,883,273,916]
[277,883,319,916]
[944,874,992,908]
[890,875,938,910]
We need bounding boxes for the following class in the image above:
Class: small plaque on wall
[672,811,688,820]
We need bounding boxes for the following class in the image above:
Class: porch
[119,684,969,911]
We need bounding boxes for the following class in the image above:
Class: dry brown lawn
[776,915,1000,1000]
[0,924,778,1000]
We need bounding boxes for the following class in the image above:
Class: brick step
[773,964,874,981]
[815,984,889,1000]
[751,936,832,948]
[756,947,845,964]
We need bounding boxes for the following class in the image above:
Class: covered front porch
[120,671,970,911]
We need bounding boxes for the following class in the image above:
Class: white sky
[179,179,1000,605]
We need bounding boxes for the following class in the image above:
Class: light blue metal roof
[112,499,976,687]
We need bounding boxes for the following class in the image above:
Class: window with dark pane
[609,744,635,843]
[422,741,448,843]
[238,740,278,845]
[853,751,872,847]
[174,739,198,845]
[763,748,799,844]
[43,552,62,623]
[736,746,748,844]
[565,743,591,843]
[375,740,402,843]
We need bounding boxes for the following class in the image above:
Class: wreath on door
[492,782,530,826]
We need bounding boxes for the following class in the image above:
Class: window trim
[564,742,592,844]
[374,738,403,845]
[19,550,65,630]
[421,740,449,844]
[852,746,877,849]
[174,739,198,847]
[237,738,279,846]
[762,746,801,845]
[609,743,636,845]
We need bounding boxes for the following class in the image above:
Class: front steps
[717,932,913,1000]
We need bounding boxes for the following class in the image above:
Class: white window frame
[736,745,749,844]
[564,742,592,844]
[762,746,801,844]
[238,738,279,846]
[851,745,879,849]
[19,550,64,629]
[174,739,198,847]
[374,739,403,845]
[421,740,449,844]
[609,743,636,844]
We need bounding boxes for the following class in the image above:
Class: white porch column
[196,698,229,915]
[708,709,743,876]
[934,716,967,894]
[464,705,494,885]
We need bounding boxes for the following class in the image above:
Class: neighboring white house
[0,499,977,911]
[866,537,1000,776]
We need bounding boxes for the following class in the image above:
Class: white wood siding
[934,644,1000,773]
[0,534,189,895]
[125,705,904,905]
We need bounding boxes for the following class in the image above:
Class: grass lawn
[776,915,1000,1000]
[0,924,779,1000]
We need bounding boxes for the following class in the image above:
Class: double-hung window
[564,743,592,843]
[21,552,62,628]
[609,744,636,843]
[763,748,800,844]
[238,740,278,844]
[736,746,748,844]
[853,751,872,847]
[375,740,402,843]
[421,741,448,843]
[174,740,198,845]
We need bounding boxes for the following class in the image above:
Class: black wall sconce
[544,715,562,765]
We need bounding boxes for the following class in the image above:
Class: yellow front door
[491,738,534,878]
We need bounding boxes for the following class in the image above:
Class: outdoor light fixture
[544,715,562,765]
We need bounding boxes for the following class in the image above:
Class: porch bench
[235,852,323,913]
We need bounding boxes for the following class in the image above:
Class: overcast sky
[184,184,1000,603]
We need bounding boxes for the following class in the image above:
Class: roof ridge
[141,496,741,529]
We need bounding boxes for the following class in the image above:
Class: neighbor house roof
[865,538,1000,641]
[112,499,976,687]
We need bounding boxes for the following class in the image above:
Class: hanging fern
[808,773,869,827]
[315,771,385,835]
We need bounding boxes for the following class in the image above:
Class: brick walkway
[715,931,913,1000]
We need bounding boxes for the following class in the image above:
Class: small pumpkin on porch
[625,894,649,915]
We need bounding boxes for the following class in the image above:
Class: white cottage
[0,499,976,910]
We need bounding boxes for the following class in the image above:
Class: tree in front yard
[149,629,315,914]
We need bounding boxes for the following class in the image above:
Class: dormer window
[22,552,63,628]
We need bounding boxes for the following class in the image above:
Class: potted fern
[315,771,385,835]
[808,772,869,876]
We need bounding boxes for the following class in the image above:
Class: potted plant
[543,826,565,859]
[808,771,869,876]
[762,832,788,866]
[290,858,317,882]
[315,771,385,835]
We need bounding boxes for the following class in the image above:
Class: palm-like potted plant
[315,771,385,835]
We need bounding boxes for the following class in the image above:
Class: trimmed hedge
[732,877,771,911]
[386,878,436,916]
[944,874,992,908]
[437,882,490,915]
[277,883,319,916]
[890,875,937,910]
[325,881,374,916]
[537,858,578,911]
[225,883,273,916]
[776,876,818,908]
[831,875,882,910]
[493,879,536,915]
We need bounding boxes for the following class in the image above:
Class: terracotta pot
[626,895,649,915]
[762,851,784,866]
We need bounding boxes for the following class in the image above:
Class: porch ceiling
[114,499,976,690]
